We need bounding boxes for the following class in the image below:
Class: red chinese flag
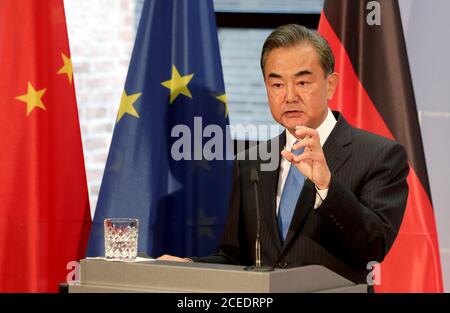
[318,0,443,292]
[0,0,91,292]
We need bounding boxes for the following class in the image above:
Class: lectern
[68,259,367,293]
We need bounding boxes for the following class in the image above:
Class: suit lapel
[322,112,352,174]
[259,132,285,252]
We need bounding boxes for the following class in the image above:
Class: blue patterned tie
[278,142,305,241]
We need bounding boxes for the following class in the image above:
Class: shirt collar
[285,108,337,150]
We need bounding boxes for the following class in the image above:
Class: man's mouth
[283,110,303,118]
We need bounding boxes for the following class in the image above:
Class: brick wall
[218,28,280,140]
[65,0,138,215]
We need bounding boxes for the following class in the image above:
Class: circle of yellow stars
[116,64,228,124]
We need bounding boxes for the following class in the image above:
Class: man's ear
[326,72,339,100]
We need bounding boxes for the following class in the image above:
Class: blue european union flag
[86,0,233,258]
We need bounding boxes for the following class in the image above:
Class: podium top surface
[76,258,363,293]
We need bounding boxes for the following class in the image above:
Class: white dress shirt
[276,108,337,215]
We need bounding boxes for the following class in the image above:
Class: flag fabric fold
[0,0,91,292]
[87,0,233,258]
[318,0,443,292]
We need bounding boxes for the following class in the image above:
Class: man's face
[263,44,338,134]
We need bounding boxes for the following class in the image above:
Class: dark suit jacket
[193,111,409,283]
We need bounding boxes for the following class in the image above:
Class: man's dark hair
[260,24,334,77]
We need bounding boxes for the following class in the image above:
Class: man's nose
[285,84,299,102]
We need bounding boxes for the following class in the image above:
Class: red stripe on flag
[381,170,443,292]
[319,12,443,292]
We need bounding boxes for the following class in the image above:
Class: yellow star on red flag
[15,82,47,116]
[57,53,73,84]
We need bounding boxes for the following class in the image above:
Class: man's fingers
[281,149,297,162]
[295,126,320,140]
[283,148,319,163]
[295,151,323,162]
[293,137,315,151]
[294,126,321,152]
[284,146,326,166]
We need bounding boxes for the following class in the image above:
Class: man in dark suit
[158,24,409,284]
